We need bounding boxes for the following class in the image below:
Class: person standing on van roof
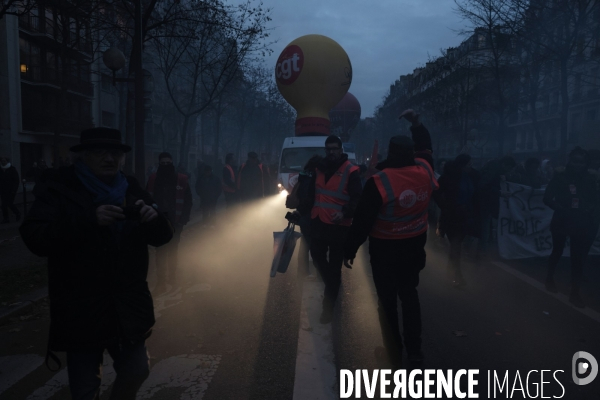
[237,152,265,201]
[296,135,362,324]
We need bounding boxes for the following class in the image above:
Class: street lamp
[102,1,145,184]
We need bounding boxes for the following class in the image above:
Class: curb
[0,286,48,326]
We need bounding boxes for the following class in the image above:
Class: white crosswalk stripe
[0,354,44,396]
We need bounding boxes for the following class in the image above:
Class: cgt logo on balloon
[275,45,304,85]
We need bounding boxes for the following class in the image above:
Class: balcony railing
[20,66,94,96]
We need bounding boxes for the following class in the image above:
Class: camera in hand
[121,204,143,220]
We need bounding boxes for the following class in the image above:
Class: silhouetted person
[522,157,543,189]
[0,157,20,223]
[20,128,173,399]
[147,152,193,293]
[543,147,598,308]
[197,164,222,226]
[222,153,237,208]
[237,152,265,201]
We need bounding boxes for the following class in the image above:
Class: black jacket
[0,164,20,196]
[437,167,481,236]
[543,168,598,235]
[197,173,222,203]
[20,166,173,351]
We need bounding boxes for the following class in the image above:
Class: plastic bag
[270,222,302,277]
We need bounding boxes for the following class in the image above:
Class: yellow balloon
[275,34,352,136]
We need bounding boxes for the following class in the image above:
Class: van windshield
[280,147,326,173]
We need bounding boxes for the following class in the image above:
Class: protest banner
[497,182,600,259]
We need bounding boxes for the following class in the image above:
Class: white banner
[497,182,600,259]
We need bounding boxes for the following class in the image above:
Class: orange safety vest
[370,159,439,240]
[237,163,264,193]
[223,165,236,193]
[146,172,189,223]
[311,160,359,227]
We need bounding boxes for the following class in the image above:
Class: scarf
[74,160,129,206]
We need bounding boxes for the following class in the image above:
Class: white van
[277,136,357,192]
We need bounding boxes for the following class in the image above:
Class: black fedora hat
[70,127,131,153]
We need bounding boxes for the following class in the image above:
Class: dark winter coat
[0,164,20,196]
[238,162,265,200]
[437,167,481,237]
[20,166,173,352]
[197,173,222,204]
[478,160,503,218]
[543,168,598,236]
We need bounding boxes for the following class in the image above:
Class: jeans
[67,340,150,400]
[310,236,345,310]
[369,233,427,363]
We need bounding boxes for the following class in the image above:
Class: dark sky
[240,0,467,117]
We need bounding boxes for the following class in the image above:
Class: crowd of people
[11,112,600,397]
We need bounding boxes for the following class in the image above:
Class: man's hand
[331,211,344,224]
[96,205,125,226]
[343,258,354,269]
[137,199,158,223]
[399,109,420,127]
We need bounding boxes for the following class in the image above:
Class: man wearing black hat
[343,109,439,369]
[296,134,362,324]
[146,152,193,293]
[19,127,173,399]
[237,151,266,201]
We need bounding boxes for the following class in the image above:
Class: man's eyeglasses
[325,146,342,153]
[159,161,173,166]
[89,149,124,158]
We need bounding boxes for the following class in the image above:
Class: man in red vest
[222,153,237,207]
[343,109,438,369]
[297,135,362,324]
[146,152,193,293]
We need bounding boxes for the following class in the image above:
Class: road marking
[292,280,337,400]
[137,354,221,399]
[492,261,600,323]
[0,354,44,395]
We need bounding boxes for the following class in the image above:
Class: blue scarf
[74,160,129,206]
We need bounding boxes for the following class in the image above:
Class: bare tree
[0,0,36,20]
[153,0,272,169]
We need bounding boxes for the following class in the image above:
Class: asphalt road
[1,196,599,399]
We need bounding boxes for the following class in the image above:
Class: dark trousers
[201,200,217,225]
[446,230,466,280]
[67,340,150,400]
[224,192,236,209]
[369,233,427,363]
[548,231,591,293]
[156,226,182,284]
[1,193,19,221]
[310,235,345,309]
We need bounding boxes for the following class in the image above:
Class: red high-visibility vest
[223,165,236,193]
[311,160,359,227]
[237,163,264,193]
[146,172,189,223]
[370,159,439,239]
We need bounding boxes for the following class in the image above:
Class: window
[102,111,115,128]
[280,147,326,173]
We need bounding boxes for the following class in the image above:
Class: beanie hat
[158,152,172,160]
[388,135,414,156]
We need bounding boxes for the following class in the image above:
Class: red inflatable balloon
[329,92,361,142]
